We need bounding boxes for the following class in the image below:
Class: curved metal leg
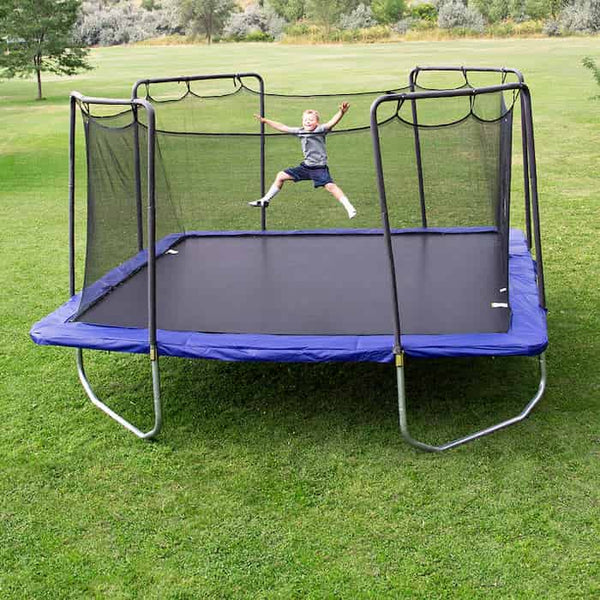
[397,353,547,452]
[76,348,162,439]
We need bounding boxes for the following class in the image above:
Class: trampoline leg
[76,348,162,439]
[396,353,547,452]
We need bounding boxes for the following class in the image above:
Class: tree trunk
[36,69,43,100]
[35,54,43,100]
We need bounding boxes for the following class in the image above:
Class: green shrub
[447,26,478,37]
[559,1,600,33]
[409,3,437,22]
[358,24,392,40]
[339,4,376,30]
[269,0,306,21]
[516,19,544,34]
[223,4,285,41]
[338,28,360,41]
[75,0,181,46]
[438,1,485,33]
[245,30,273,41]
[487,20,516,35]
[411,18,436,31]
[543,19,561,36]
[282,22,392,43]
[372,0,407,25]
[487,19,544,36]
[394,17,414,34]
[284,21,312,36]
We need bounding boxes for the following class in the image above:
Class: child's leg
[249,171,294,206]
[324,183,356,218]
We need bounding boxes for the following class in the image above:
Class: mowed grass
[1,39,599,598]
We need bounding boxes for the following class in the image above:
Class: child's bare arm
[323,102,350,131]
[254,114,294,133]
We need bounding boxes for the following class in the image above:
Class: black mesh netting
[77,76,517,314]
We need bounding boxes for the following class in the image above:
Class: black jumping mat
[76,231,510,336]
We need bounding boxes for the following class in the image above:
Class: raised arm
[254,114,295,133]
[323,102,350,131]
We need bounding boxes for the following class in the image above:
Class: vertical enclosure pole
[144,100,158,355]
[521,87,546,308]
[257,75,267,232]
[130,84,144,251]
[69,95,77,297]
[141,97,163,437]
[409,70,428,228]
[371,97,403,356]
[133,107,144,252]
[521,99,532,249]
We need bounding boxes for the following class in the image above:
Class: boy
[248,102,357,219]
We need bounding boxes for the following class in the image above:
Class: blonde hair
[303,109,320,121]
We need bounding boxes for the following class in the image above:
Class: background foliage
[61,0,600,46]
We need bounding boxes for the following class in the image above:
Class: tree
[539,0,570,19]
[371,0,406,24]
[468,0,508,22]
[306,0,343,32]
[268,0,307,22]
[0,0,92,100]
[180,0,236,43]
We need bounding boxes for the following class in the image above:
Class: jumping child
[248,102,357,219]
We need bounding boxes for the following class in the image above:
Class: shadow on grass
[77,350,545,451]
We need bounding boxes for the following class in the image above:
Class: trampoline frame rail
[396,353,547,452]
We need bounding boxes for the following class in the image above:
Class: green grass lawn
[1,39,599,598]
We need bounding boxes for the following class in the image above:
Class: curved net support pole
[396,353,547,452]
[69,93,162,439]
[76,348,162,439]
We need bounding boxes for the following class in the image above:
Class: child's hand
[339,102,350,114]
[254,113,265,123]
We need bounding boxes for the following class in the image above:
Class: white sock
[261,183,281,203]
[339,195,356,218]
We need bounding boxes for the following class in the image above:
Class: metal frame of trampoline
[37,67,546,450]
[372,69,546,451]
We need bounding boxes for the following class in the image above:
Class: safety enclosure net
[76,73,519,317]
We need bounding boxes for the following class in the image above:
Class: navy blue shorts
[284,163,334,188]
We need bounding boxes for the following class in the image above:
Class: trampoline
[31,67,548,451]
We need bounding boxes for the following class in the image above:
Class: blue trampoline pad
[30,228,547,363]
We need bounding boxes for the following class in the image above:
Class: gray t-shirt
[289,124,328,167]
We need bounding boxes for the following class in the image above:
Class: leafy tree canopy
[268,0,307,21]
[0,0,92,99]
[371,0,406,24]
[307,0,344,31]
[180,0,236,43]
